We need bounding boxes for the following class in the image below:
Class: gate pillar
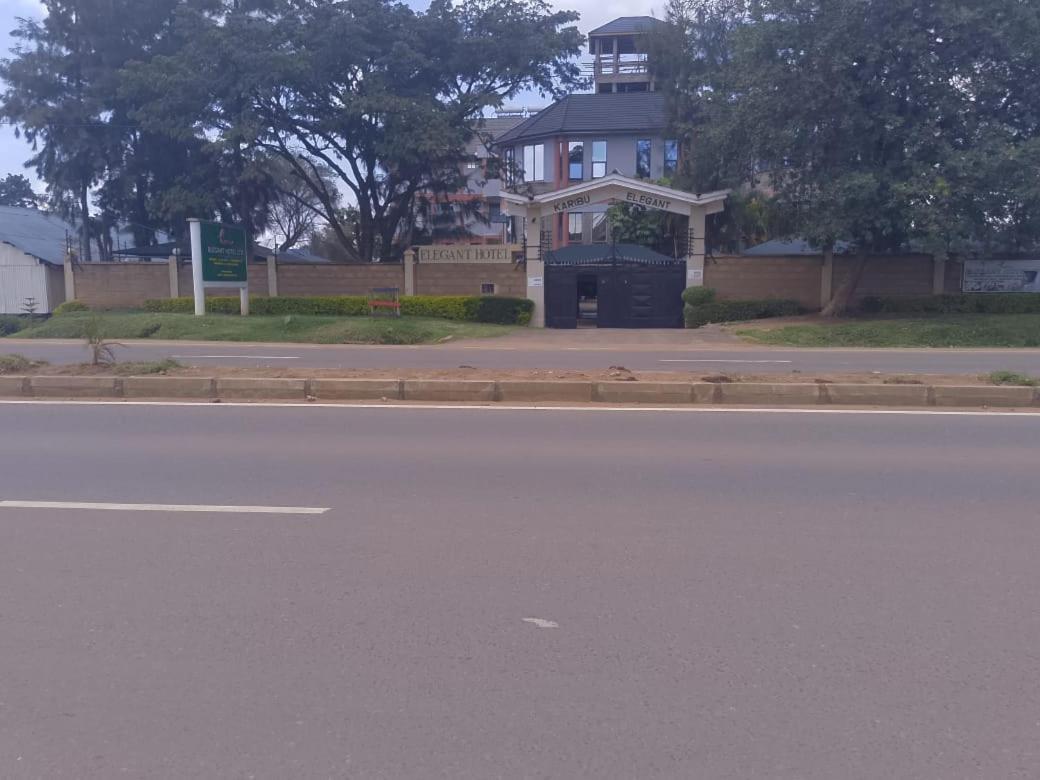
[685,205,707,289]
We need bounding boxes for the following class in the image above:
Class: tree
[265,158,338,251]
[0,174,40,208]
[127,0,583,261]
[659,0,1040,313]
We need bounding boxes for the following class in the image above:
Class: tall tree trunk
[79,183,93,262]
[821,253,866,317]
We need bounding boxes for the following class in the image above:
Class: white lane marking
[522,618,559,629]
[0,500,328,515]
[1,400,1039,418]
[170,354,300,360]
[660,359,793,364]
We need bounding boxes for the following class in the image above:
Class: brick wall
[74,262,170,308]
[705,255,823,308]
[834,254,935,301]
[414,262,526,297]
[176,262,269,297]
[277,263,404,296]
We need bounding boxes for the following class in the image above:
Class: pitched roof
[0,205,79,266]
[588,16,666,37]
[743,239,855,256]
[546,243,680,266]
[494,92,666,145]
[466,114,537,156]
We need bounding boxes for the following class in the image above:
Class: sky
[0,0,660,189]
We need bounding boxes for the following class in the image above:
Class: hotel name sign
[547,188,677,214]
[416,245,521,264]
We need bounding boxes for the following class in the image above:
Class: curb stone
[0,375,1037,409]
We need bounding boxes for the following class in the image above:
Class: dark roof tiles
[495,92,666,145]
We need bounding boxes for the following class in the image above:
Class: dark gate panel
[543,244,686,329]
[544,264,578,328]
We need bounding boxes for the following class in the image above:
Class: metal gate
[543,245,686,329]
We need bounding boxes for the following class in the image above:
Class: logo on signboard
[200,221,248,284]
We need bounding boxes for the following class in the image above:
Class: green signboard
[200,221,248,284]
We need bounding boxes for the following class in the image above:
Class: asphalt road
[7,337,1040,375]
[3,403,1040,778]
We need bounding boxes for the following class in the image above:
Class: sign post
[188,219,249,316]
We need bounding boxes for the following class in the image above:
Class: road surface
[7,336,1040,375]
[2,402,1040,778]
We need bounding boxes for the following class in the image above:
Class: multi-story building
[418,16,676,251]
[493,16,676,249]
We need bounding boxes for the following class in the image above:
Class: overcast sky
[0,0,660,189]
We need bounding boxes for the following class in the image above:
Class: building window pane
[591,213,609,243]
[568,141,584,181]
[523,144,544,183]
[568,213,583,242]
[504,147,515,185]
[481,282,496,295]
[664,139,679,176]
[636,139,651,178]
[591,140,607,179]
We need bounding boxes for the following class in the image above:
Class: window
[523,144,544,183]
[664,139,679,176]
[636,139,651,179]
[591,141,607,178]
[568,213,583,243]
[568,141,584,181]
[503,147,516,185]
[591,213,609,243]
[465,161,478,171]
[481,282,496,295]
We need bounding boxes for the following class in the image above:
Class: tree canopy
[2,0,582,261]
[655,0,1040,308]
[0,174,40,208]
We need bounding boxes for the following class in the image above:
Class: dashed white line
[522,618,559,629]
[171,355,300,360]
[0,500,328,515]
[659,359,794,364]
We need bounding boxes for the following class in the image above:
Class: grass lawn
[737,314,1040,348]
[9,312,515,345]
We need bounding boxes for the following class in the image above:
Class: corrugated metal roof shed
[0,206,78,266]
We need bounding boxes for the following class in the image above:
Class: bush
[0,353,40,374]
[52,300,90,315]
[682,287,717,306]
[142,295,533,324]
[989,370,1039,387]
[0,315,27,336]
[857,293,1040,315]
[685,299,803,328]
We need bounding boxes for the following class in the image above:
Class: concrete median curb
[0,374,1038,409]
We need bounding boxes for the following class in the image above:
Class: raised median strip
[0,375,1037,409]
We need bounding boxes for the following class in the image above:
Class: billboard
[199,221,248,284]
[963,259,1040,293]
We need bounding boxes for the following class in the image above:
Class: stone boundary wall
[70,250,962,311]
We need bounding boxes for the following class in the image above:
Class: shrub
[989,370,1039,387]
[144,295,533,324]
[52,300,90,315]
[685,298,803,328]
[0,315,27,336]
[0,353,40,374]
[857,293,1040,315]
[682,287,717,306]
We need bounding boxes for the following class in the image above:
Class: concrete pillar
[932,256,947,295]
[524,210,545,327]
[63,251,76,301]
[684,206,706,289]
[820,252,834,308]
[168,254,179,298]
[267,252,279,297]
[403,249,416,296]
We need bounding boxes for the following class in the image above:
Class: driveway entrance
[544,244,686,329]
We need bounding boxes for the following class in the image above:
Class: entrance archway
[499,174,728,327]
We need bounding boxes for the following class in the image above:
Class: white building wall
[0,243,53,314]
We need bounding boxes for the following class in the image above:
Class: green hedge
[684,297,803,328]
[682,287,717,306]
[52,300,91,315]
[0,315,28,336]
[859,293,1040,315]
[143,295,534,325]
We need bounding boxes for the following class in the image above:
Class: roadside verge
[0,375,1037,409]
